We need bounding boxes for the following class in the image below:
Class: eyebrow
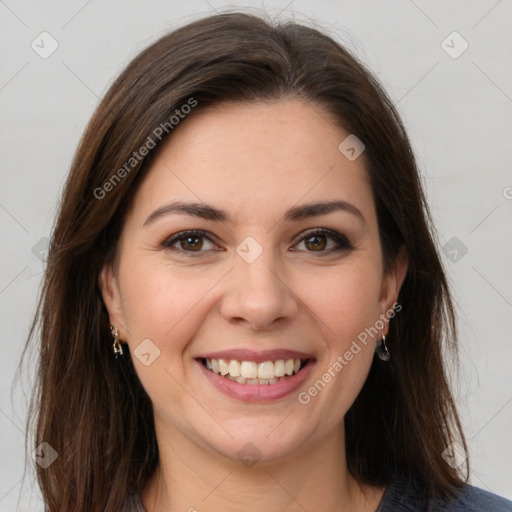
[143,199,366,227]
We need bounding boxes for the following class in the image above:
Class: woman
[25,12,511,512]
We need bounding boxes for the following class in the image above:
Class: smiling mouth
[200,357,309,385]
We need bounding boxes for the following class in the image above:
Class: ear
[99,263,128,340]
[379,247,408,333]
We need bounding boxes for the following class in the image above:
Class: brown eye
[293,228,353,254]
[180,235,203,251]
[162,230,219,254]
[305,234,327,251]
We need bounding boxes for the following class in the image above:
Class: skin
[101,98,408,512]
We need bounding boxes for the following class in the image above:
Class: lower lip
[197,359,316,403]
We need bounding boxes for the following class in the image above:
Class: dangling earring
[110,326,124,358]
[376,334,390,361]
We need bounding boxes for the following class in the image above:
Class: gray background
[1,0,511,509]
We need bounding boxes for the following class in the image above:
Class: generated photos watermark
[297,303,402,404]
[93,97,197,200]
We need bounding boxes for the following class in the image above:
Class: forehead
[127,99,375,228]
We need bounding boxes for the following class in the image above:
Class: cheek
[116,258,218,410]
[117,255,228,356]
[291,259,382,412]
[292,258,383,345]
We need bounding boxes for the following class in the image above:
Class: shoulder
[439,484,512,512]
[378,471,512,512]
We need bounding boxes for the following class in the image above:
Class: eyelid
[291,227,354,251]
[161,229,221,252]
[161,227,353,256]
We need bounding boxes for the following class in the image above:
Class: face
[101,99,407,464]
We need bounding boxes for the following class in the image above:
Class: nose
[219,250,299,331]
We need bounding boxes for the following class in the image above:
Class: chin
[198,418,314,466]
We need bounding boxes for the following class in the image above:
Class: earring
[110,326,124,358]
[376,334,390,362]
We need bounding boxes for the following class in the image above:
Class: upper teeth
[205,358,302,379]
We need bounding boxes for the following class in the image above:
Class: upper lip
[196,349,315,364]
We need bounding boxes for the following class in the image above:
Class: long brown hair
[23,11,468,511]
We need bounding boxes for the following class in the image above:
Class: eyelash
[161,228,354,257]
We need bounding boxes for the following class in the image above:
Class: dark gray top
[374,471,512,511]
[122,471,512,511]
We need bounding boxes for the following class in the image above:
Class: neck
[141,422,384,512]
